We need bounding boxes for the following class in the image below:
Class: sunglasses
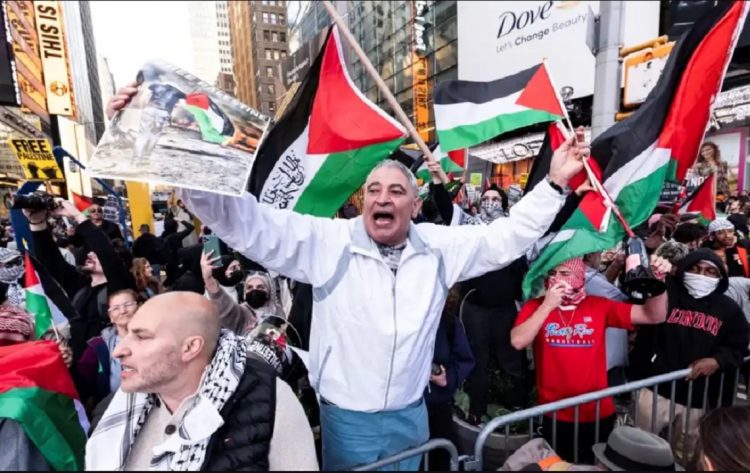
[90,208,103,214]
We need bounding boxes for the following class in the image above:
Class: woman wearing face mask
[76,289,141,406]
[511,256,672,464]
[629,248,750,466]
[200,250,285,335]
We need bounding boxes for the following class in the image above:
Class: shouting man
[108,88,588,470]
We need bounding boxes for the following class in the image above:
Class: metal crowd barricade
[350,438,461,471]
[462,355,750,471]
[350,356,750,471]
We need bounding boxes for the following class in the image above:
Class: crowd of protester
[1,90,750,472]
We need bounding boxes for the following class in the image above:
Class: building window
[265,49,272,60]
[280,32,286,42]
[263,30,270,41]
[270,13,277,24]
[272,31,278,42]
[269,102,275,113]
[273,50,280,60]
[266,66,274,78]
[281,51,287,59]
[269,84,275,95]
[263,12,269,23]
[279,14,285,24]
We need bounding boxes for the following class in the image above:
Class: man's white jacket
[180,181,565,413]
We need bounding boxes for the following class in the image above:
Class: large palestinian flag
[523,1,749,297]
[0,341,86,470]
[434,62,565,152]
[248,26,406,217]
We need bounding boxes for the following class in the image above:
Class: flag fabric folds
[434,63,565,152]
[523,1,749,298]
[248,26,406,217]
[0,340,86,470]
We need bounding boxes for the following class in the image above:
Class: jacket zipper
[316,346,333,393]
[383,277,397,410]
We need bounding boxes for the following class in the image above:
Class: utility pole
[591,1,624,139]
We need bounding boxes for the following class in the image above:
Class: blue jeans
[320,398,430,471]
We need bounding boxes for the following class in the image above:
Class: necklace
[557,308,577,342]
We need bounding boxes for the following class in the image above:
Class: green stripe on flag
[437,109,560,152]
[26,290,52,339]
[184,104,225,144]
[0,387,86,471]
[293,137,405,216]
[523,162,669,298]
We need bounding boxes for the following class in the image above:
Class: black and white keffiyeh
[86,329,247,471]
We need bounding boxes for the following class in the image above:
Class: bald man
[86,292,318,471]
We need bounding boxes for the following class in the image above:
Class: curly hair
[130,258,163,298]
[698,141,721,164]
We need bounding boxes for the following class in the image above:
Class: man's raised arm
[179,188,349,286]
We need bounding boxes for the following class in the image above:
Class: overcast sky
[90,1,194,88]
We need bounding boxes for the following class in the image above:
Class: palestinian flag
[0,340,86,470]
[25,253,77,338]
[248,26,406,216]
[434,62,565,152]
[523,1,749,297]
[523,121,569,195]
[184,92,230,145]
[71,192,93,212]
[678,174,716,225]
[415,145,465,182]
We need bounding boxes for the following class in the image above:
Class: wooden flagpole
[321,0,443,176]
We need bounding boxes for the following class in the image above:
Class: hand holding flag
[548,126,588,188]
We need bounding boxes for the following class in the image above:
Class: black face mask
[246,289,269,309]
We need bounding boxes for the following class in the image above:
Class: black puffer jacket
[201,357,277,470]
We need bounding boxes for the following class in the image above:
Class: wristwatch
[545,175,570,196]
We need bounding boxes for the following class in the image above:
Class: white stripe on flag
[434,91,527,131]
[603,143,671,200]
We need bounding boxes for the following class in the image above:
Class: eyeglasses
[108,301,138,313]
[90,208,103,214]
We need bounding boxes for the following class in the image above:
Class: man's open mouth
[373,212,394,226]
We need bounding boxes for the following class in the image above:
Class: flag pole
[545,60,636,237]
[321,1,443,176]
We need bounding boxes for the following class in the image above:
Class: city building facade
[229,0,288,115]
[347,0,457,144]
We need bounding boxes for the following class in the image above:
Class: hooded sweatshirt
[629,249,750,408]
[208,270,285,335]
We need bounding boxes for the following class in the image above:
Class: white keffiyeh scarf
[85,329,247,471]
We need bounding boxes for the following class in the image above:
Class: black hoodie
[629,249,750,408]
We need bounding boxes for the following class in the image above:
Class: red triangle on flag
[447,148,466,168]
[186,92,210,109]
[71,193,93,212]
[514,63,565,117]
[307,27,405,155]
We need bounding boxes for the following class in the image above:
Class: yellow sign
[7,138,63,180]
[5,1,49,124]
[34,0,74,116]
[470,173,483,187]
[125,181,154,238]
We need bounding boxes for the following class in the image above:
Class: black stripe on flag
[247,27,332,196]
[590,1,734,182]
[433,64,539,106]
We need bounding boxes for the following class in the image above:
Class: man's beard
[121,349,182,393]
